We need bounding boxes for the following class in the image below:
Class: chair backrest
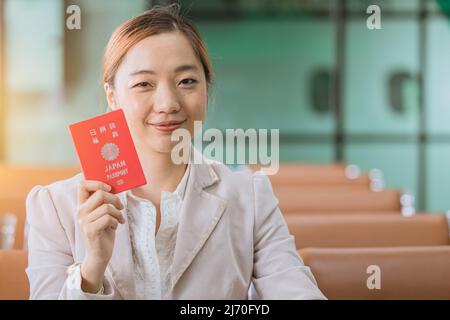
[286,213,450,249]
[0,250,29,300]
[299,246,450,299]
[275,187,402,214]
[249,163,371,187]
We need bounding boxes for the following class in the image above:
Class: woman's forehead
[119,32,202,75]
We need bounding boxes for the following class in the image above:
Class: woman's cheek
[187,92,207,119]
[120,108,144,135]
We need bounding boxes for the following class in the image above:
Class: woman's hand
[76,180,125,293]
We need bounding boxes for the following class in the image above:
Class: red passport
[69,109,147,194]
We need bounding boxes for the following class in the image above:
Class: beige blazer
[25,155,326,300]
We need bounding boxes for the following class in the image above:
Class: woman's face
[105,31,207,154]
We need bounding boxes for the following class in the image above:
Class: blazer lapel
[107,191,136,299]
[170,159,227,291]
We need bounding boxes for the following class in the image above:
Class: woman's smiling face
[105,31,207,154]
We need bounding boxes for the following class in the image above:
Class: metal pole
[334,0,346,162]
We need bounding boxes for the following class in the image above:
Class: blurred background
[4,0,450,300]
[1,0,450,213]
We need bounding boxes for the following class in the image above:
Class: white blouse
[125,165,190,299]
[66,164,190,299]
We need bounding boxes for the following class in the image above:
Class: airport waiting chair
[285,213,450,249]
[299,246,450,299]
[0,250,29,300]
[250,163,372,188]
[276,187,402,214]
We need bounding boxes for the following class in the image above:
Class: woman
[25,4,326,300]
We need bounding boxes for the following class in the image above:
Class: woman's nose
[153,84,181,114]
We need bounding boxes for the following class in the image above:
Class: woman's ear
[104,82,117,110]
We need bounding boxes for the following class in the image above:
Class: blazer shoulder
[208,162,275,198]
[33,173,83,199]
[26,173,83,215]
[25,173,83,237]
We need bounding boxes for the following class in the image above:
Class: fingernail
[104,184,112,191]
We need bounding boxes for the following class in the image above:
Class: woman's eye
[133,82,151,88]
[179,78,198,86]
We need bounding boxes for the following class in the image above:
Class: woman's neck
[131,148,187,204]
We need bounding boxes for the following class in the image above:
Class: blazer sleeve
[251,173,327,300]
[25,185,114,300]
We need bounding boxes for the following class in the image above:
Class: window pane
[5,0,64,164]
[425,17,450,134]
[344,20,419,134]
[4,0,148,165]
[426,144,450,213]
[198,19,336,135]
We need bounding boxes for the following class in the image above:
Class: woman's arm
[251,173,327,300]
[25,185,115,300]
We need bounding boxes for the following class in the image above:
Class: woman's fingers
[77,188,124,219]
[82,188,124,212]
[84,203,125,225]
[88,214,119,234]
[78,180,111,204]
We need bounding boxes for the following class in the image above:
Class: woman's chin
[146,138,178,155]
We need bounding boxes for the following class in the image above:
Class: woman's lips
[150,120,186,132]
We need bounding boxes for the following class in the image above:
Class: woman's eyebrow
[174,64,199,73]
[129,65,198,77]
[129,69,155,76]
